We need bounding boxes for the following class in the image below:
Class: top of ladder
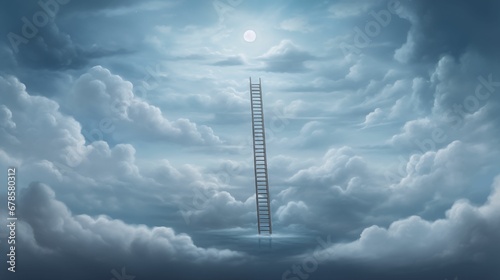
[249,77,261,85]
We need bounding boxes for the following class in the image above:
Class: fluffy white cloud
[180,191,255,228]
[69,66,221,145]
[19,182,246,264]
[276,201,310,225]
[0,105,15,129]
[383,141,495,214]
[363,107,384,126]
[310,176,500,265]
[0,75,86,167]
[289,146,371,189]
[273,138,497,236]
[0,73,227,221]
[274,146,386,234]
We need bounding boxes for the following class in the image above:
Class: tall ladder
[249,77,272,235]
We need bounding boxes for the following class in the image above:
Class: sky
[0,0,500,279]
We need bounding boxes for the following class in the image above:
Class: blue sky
[1,0,500,279]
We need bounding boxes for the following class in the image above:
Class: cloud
[4,17,127,70]
[90,1,177,17]
[279,17,315,33]
[363,108,384,126]
[394,0,500,63]
[389,52,500,150]
[0,72,227,223]
[276,201,310,224]
[1,1,499,278]
[311,176,500,267]
[19,182,246,264]
[0,105,15,129]
[258,40,315,73]
[68,66,222,145]
[288,146,370,188]
[273,138,498,238]
[212,55,245,66]
[0,75,86,167]
[273,146,386,235]
[294,121,327,147]
[383,141,496,215]
[180,191,255,229]
[328,1,374,19]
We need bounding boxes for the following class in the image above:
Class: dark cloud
[1,1,132,71]
[395,0,500,62]
[13,23,92,70]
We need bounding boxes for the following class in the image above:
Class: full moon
[243,30,257,43]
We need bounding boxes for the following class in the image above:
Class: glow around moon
[243,30,257,42]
